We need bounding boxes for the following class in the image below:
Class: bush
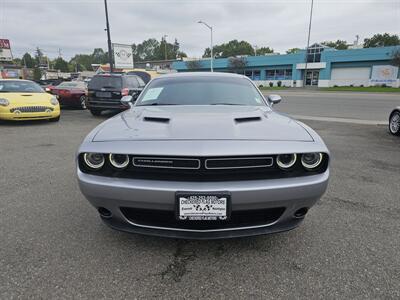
[258,84,264,88]
[277,81,282,87]
[350,84,354,87]
[334,85,338,87]
[381,84,387,87]
[269,82,273,87]
[360,84,364,87]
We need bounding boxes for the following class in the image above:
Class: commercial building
[172,44,400,88]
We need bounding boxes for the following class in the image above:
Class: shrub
[381,84,387,87]
[334,85,338,87]
[258,84,264,88]
[350,84,354,87]
[269,82,273,87]
[360,84,364,87]
[277,81,282,87]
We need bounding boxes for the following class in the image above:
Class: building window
[306,43,325,63]
[253,70,261,80]
[244,70,252,78]
[265,69,292,80]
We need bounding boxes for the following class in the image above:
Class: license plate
[96,91,111,98]
[176,192,230,221]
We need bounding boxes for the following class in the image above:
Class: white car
[389,107,400,136]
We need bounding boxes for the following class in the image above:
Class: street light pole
[163,35,168,61]
[198,21,213,72]
[303,0,314,87]
[104,0,114,73]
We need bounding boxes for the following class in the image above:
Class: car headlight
[109,153,129,169]
[50,96,59,106]
[83,153,105,170]
[301,153,323,170]
[276,153,297,169]
[0,98,10,107]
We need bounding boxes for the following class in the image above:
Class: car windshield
[88,76,122,90]
[0,80,44,93]
[135,76,266,106]
[57,82,85,89]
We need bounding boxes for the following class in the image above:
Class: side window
[125,76,139,88]
[137,77,146,87]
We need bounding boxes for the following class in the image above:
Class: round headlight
[276,153,297,169]
[301,153,323,170]
[109,154,129,169]
[50,96,59,106]
[83,153,105,169]
[0,98,10,107]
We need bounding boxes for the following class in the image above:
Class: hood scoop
[143,116,170,123]
[234,116,262,123]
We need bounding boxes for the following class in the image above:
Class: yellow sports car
[0,79,60,122]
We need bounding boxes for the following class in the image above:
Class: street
[1,92,400,299]
[263,89,399,122]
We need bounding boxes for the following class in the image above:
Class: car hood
[0,92,52,106]
[92,106,314,142]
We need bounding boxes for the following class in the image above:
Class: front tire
[90,109,102,116]
[389,110,400,136]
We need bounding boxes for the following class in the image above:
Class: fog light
[301,153,323,170]
[109,153,129,169]
[276,153,297,169]
[83,153,105,170]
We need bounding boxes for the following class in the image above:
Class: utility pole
[104,0,113,72]
[58,48,62,58]
[303,0,314,87]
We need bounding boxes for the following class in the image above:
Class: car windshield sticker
[141,87,163,102]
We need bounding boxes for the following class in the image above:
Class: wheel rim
[390,112,400,133]
[80,96,87,109]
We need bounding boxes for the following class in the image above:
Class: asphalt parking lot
[1,93,400,299]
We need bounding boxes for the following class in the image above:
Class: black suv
[87,73,146,116]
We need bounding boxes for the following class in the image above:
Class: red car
[51,81,87,109]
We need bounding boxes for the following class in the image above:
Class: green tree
[256,47,274,55]
[34,47,44,65]
[321,40,348,50]
[132,38,187,61]
[69,54,93,70]
[53,57,69,72]
[203,40,254,58]
[33,67,42,81]
[286,48,301,54]
[21,52,35,68]
[364,33,400,48]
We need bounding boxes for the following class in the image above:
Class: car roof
[152,72,247,80]
[0,79,35,83]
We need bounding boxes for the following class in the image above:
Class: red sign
[0,39,11,49]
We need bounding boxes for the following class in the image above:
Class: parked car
[77,73,330,239]
[86,73,145,116]
[389,107,400,136]
[36,78,65,92]
[126,69,163,84]
[51,81,87,109]
[0,79,60,122]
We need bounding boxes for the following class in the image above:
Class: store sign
[0,39,13,62]
[113,43,133,69]
[371,65,399,83]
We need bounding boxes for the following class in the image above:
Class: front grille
[10,106,53,113]
[120,207,285,230]
[79,154,329,181]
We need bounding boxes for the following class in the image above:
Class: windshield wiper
[138,103,179,106]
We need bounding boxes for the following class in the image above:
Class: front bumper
[0,109,60,121]
[78,169,329,239]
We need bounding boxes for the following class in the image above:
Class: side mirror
[268,94,282,106]
[121,95,133,107]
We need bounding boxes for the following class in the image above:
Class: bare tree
[227,56,247,72]
[185,60,202,70]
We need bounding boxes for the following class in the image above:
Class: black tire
[49,116,60,122]
[80,95,87,110]
[90,109,102,116]
[389,110,400,136]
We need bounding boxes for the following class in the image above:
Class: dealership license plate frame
[175,192,231,221]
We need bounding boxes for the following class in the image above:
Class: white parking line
[292,115,388,125]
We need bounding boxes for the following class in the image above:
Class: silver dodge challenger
[77,72,330,239]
